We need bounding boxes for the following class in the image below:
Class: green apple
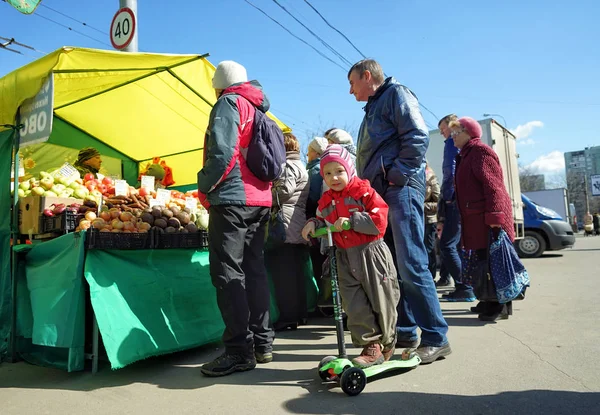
[40,176,54,190]
[63,188,74,197]
[39,171,52,179]
[91,190,103,199]
[74,188,88,200]
[52,184,66,193]
[32,186,45,196]
[19,181,31,191]
[24,190,31,197]
[69,181,81,190]
[17,188,26,198]
[44,191,58,198]
[57,176,71,186]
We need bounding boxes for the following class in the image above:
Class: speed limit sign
[110,7,136,50]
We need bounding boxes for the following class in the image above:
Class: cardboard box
[19,196,83,235]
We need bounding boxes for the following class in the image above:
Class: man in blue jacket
[437,115,476,301]
[348,59,450,364]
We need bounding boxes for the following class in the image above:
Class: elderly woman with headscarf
[74,147,102,178]
[324,128,356,165]
[449,117,515,321]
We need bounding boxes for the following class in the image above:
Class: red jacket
[455,138,515,250]
[314,177,388,249]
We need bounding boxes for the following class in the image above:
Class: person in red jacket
[301,145,400,367]
[450,117,515,321]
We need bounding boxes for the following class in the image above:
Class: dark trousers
[424,222,437,280]
[265,243,308,324]
[208,205,274,356]
[439,202,462,282]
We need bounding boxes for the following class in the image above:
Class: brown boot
[352,343,384,368]
[382,345,395,361]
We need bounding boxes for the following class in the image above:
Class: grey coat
[272,151,309,245]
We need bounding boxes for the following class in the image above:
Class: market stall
[0,47,316,371]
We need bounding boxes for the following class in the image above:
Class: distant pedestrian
[424,163,440,280]
[265,133,311,331]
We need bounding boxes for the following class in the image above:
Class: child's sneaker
[352,343,384,368]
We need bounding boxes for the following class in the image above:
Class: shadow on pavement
[283,390,600,414]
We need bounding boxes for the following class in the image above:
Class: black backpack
[244,108,286,182]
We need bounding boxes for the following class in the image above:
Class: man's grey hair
[438,114,458,127]
[348,59,385,84]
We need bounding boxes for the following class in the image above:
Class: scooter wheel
[340,367,366,396]
[318,356,338,381]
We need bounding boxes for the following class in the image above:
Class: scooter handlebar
[311,221,351,237]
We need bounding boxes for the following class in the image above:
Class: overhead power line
[271,0,352,68]
[0,35,45,55]
[35,13,112,48]
[303,0,367,60]
[40,3,109,36]
[243,0,347,72]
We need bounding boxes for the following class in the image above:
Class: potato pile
[140,205,200,234]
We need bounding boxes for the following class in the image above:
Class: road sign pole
[119,0,138,52]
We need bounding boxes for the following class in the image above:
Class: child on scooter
[301,145,400,368]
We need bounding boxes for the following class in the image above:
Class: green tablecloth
[14,232,86,372]
[14,232,318,371]
[84,248,228,369]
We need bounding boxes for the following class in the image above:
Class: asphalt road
[1,235,599,414]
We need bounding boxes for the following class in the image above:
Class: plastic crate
[86,228,153,250]
[41,211,83,234]
[154,229,209,249]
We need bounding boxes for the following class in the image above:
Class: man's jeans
[440,201,471,290]
[384,185,449,347]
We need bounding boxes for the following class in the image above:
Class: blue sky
[2,0,599,180]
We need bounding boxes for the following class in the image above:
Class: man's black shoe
[416,343,452,364]
[201,353,256,377]
[435,279,454,291]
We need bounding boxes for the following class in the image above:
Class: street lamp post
[483,113,507,128]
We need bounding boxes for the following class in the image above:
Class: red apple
[139,187,149,197]
[97,184,108,194]
[86,183,96,192]
[102,177,113,186]
[84,173,95,182]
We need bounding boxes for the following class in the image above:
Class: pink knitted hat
[459,117,482,139]
[320,144,356,179]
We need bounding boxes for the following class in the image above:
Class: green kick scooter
[312,224,421,396]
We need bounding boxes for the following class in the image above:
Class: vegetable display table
[13,232,286,371]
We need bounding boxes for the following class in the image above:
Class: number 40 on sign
[110,7,136,50]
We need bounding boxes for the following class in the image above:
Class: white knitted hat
[309,137,328,155]
[325,128,353,144]
[212,60,248,89]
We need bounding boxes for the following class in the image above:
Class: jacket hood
[223,80,270,112]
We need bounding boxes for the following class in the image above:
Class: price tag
[52,162,79,185]
[141,175,155,191]
[185,197,198,213]
[156,188,171,205]
[149,198,160,208]
[115,180,128,196]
